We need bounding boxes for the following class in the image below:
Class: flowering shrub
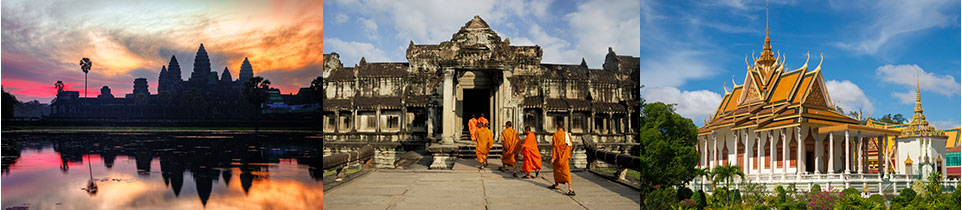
[806,188,843,210]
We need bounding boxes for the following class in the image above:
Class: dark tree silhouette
[243,76,270,132]
[310,76,322,130]
[55,81,65,93]
[79,58,92,97]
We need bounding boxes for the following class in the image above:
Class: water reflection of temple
[2,132,321,207]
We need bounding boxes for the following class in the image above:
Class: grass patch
[602,168,641,180]
[323,168,361,177]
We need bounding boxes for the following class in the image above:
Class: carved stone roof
[567,99,592,111]
[323,99,352,111]
[357,63,408,78]
[405,95,430,107]
[545,98,567,112]
[592,102,626,113]
[328,67,355,81]
[522,96,543,109]
[355,97,402,110]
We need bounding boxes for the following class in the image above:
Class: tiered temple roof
[698,8,859,135]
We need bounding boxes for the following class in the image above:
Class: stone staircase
[456,130,502,159]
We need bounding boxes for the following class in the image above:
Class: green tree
[637,102,698,207]
[711,163,745,207]
[243,76,271,132]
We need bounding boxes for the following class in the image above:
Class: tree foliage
[637,102,698,192]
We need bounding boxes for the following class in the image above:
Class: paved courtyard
[323,159,640,210]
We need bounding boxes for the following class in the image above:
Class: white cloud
[891,90,916,104]
[334,13,349,24]
[833,0,959,54]
[565,0,640,68]
[932,120,961,130]
[330,0,636,66]
[643,87,723,124]
[826,80,874,113]
[875,64,961,96]
[359,18,379,40]
[325,38,390,65]
[639,50,718,88]
[523,24,580,64]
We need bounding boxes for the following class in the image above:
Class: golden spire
[902,72,945,138]
[756,0,776,67]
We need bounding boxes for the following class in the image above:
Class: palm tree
[693,168,711,191]
[55,81,65,93]
[242,76,270,132]
[711,164,745,208]
[79,58,92,97]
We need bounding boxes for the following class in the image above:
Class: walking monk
[468,114,478,142]
[520,126,542,178]
[478,113,488,126]
[550,120,575,196]
[499,121,521,177]
[475,121,493,169]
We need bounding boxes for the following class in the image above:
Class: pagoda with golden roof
[694,3,905,195]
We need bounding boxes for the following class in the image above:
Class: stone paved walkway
[324,159,640,210]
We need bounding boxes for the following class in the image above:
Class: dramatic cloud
[826,80,874,113]
[832,0,959,54]
[325,38,390,65]
[1,0,323,102]
[327,0,637,67]
[875,64,961,96]
[642,87,723,123]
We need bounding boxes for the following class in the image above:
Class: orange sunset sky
[1,0,323,102]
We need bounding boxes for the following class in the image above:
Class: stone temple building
[322,16,640,169]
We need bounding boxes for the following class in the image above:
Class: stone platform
[323,158,640,210]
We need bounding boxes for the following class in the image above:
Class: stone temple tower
[189,43,211,89]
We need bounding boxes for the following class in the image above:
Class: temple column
[441,68,455,144]
[769,131,775,179]
[756,132,762,175]
[376,107,382,133]
[829,132,835,174]
[815,131,822,174]
[712,133,717,170]
[781,129,787,179]
[797,127,805,178]
[733,131,738,168]
[857,132,864,174]
[844,130,851,174]
[880,135,886,178]
[744,130,751,175]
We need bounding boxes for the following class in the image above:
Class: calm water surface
[1,132,321,210]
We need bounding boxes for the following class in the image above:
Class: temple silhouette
[47,43,319,121]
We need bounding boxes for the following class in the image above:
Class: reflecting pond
[1,132,321,210]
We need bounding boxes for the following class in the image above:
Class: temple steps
[456,130,503,159]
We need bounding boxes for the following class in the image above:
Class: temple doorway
[462,88,491,130]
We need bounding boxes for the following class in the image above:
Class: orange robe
[552,128,571,184]
[521,131,542,173]
[500,127,520,167]
[479,117,488,126]
[476,127,493,164]
[468,118,478,141]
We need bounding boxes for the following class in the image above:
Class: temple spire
[756,0,776,66]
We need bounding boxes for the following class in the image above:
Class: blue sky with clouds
[323,0,640,68]
[641,0,961,129]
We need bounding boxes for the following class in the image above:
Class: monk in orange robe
[479,113,488,126]
[499,121,521,176]
[520,126,542,178]
[475,121,493,169]
[550,120,574,196]
[468,115,478,142]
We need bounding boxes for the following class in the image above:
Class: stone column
[441,68,455,144]
[845,130,850,174]
[815,131,822,174]
[733,131,738,168]
[744,130,751,175]
[712,133,717,170]
[857,133,864,174]
[797,127,804,177]
[829,132,835,174]
[770,131,775,179]
[782,129,787,179]
[757,132,762,175]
